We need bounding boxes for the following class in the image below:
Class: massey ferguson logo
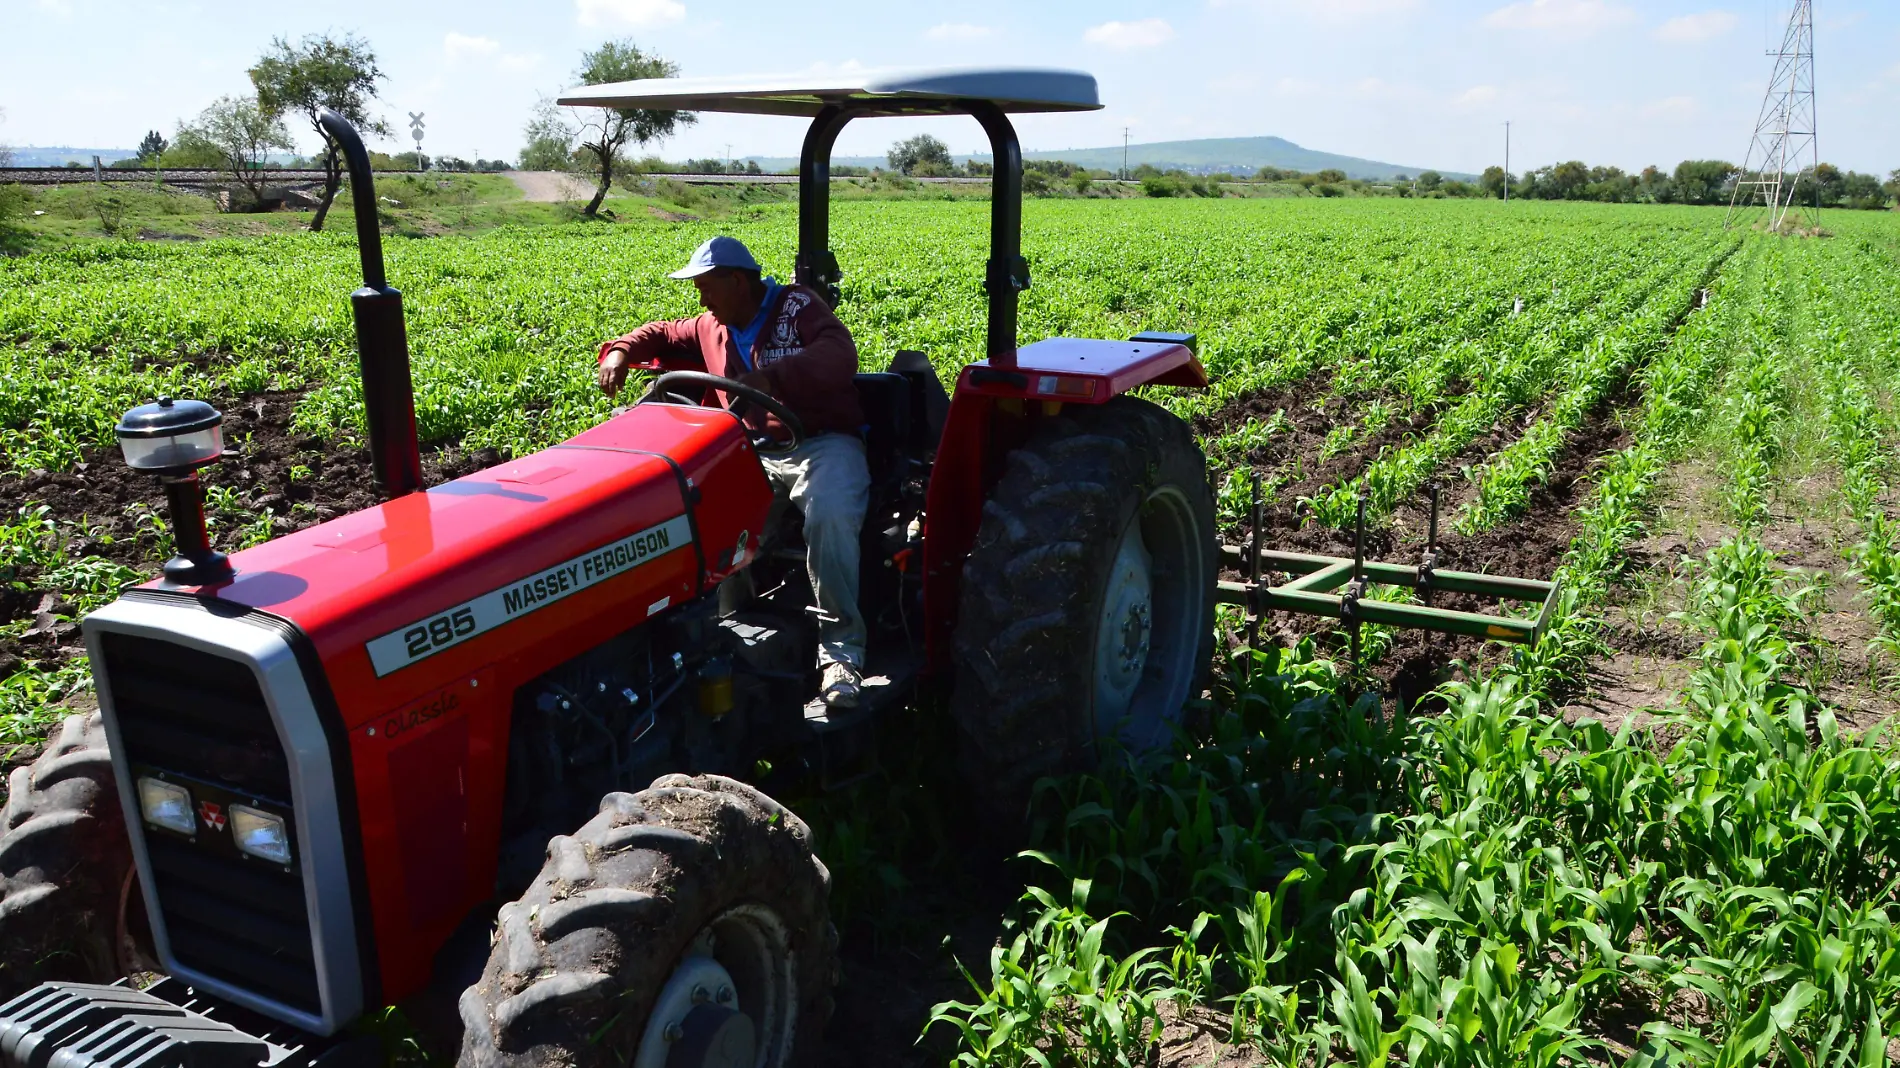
[198,801,226,832]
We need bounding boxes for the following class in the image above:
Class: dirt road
[506,171,592,202]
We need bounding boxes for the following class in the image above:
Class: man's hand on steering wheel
[636,369,806,456]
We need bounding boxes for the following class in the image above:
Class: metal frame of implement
[1215,486,1562,649]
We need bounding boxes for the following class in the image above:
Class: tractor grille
[98,633,322,1016]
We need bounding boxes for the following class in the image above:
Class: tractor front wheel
[457,774,835,1068]
[0,712,139,999]
[952,395,1217,823]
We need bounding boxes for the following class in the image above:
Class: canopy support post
[795,105,852,307]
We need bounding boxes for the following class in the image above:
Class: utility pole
[725,143,733,172]
[1726,0,1818,231]
[1503,121,1510,203]
[1122,127,1130,182]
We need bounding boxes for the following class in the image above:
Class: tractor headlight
[230,804,292,865]
[137,777,195,836]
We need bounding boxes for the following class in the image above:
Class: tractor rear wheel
[0,712,137,999]
[458,774,835,1068]
[952,396,1217,822]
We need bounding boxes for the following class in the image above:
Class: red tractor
[0,69,1221,1067]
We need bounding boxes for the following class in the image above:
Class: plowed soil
[1200,374,1637,708]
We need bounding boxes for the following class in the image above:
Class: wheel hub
[1094,512,1155,724]
[667,1004,756,1068]
[638,952,748,1068]
[635,906,794,1068]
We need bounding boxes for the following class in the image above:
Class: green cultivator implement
[1217,487,1562,660]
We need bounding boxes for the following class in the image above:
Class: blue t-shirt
[728,277,782,371]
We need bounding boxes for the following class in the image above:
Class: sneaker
[820,662,861,709]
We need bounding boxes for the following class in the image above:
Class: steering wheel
[638,370,806,457]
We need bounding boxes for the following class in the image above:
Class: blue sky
[2,0,1894,174]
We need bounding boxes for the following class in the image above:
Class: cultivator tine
[1245,479,1263,666]
[1420,483,1441,605]
[1344,496,1368,673]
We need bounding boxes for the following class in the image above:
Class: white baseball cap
[668,236,762,279]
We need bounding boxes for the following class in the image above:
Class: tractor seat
[853,372,913,485]
[854,352,947,486]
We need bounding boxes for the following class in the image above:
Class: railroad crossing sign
[408,112,426,171]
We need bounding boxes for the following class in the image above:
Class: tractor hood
[139,403,771,731]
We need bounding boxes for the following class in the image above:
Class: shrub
[0,184,28,252]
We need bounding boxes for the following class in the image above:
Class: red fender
[920,336,1207,672]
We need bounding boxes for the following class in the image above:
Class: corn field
[3,198,1899,1065]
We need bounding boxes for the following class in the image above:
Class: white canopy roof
[556,67,1101,117]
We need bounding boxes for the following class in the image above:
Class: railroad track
[0,167,997,187]
[0,167,358,186]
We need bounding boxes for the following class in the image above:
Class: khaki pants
[761,432,871,669]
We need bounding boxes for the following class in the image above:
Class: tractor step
[799,653,920,791]
[802,656,918,734]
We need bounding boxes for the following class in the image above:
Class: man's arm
[755,299,858,412]
[596,318,709,397]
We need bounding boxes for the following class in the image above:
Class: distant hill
[1011,136,1473,182]
[747,135,1472,182]
[5,146,140,167]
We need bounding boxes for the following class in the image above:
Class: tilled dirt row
[1195,371,1637,706]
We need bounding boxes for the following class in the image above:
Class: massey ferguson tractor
[0,68,1220,1068]
[0,67,1558,1068]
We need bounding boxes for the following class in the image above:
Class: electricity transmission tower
[1724,0,1818,231]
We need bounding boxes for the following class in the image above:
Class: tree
[570,40,695,218]
[887,134,952,176]
[136,130,168,164]
[1479,166,1509,199]
[1315,168,1347,184]
[249,33,388,232]
[520,96,579,172]
[1839,170,1885,210]
[1545,160,1589,200]
[1416,170,1443,193]
[175,96,294,209]
[1672,160,1736,205]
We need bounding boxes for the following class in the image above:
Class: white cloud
[1653,11,1737,42]
[1350,77,1416,101]
[926,22,993,41]
[1083,18,1175,49]
[1454,85,1501,108]
[1482,0,1635,33]
[499,53,542,73]
[1210,0,1418,16]
[575,0,685,29]
[1638,95,1700,121]
[443,33,501,60]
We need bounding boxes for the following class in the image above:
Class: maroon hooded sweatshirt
[599,284,864,441]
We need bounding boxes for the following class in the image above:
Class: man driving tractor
[596,236,871,707]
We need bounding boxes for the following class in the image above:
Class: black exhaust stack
[320,108,423,498]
